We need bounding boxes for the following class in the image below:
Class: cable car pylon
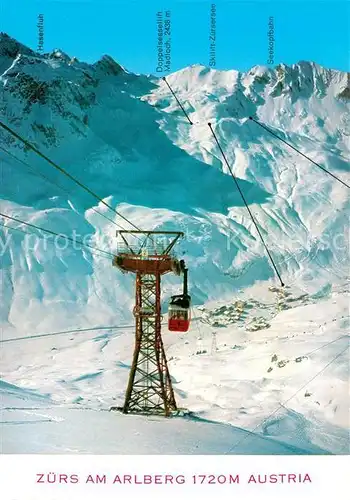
[111,230,190,416]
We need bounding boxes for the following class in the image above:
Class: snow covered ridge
[0,34,349,455]
[0,33,349,333]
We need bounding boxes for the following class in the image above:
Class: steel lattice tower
[112,231,184,416]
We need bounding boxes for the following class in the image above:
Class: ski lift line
[158,86,347,277]
[162,77,193,125]
[248,117,350,190]
[0,213,116,259]
[0,145,128,232]
[0,324,137,344]
[224,344,349,455]
[302,334,349,358]
[0,121,143,233]
[207,122,285,288]
[0,318,185,344]
[156,82,348,191]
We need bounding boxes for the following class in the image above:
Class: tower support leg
[123,272,177,416]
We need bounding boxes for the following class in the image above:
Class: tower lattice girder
[123,272,177,416]
[112,231,184,417]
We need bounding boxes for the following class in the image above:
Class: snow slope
[0,380,330,454]
[0,34,349,454]
[1,283,349,454]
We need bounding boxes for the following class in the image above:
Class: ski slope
[1,380,327,455]
[1,285,349,454]
[0,34,349,454]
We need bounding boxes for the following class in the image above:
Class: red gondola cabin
[168,264,191,332]
[168,295,191,332]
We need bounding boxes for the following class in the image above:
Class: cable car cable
[0,145,130,231]
[208,122,285,287]
[0,121,143,232]
[0,324,135,343]
[0,320,170,344]
[0,214,115,259]
[0,80,145,241]
[0,220,113,262]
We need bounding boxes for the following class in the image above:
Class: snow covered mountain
[0,33,349,454]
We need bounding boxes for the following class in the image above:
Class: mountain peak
[93,55,125,76]
[48,48,72,63]
[0,32,36,59]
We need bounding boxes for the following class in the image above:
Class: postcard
[0,1,349,498]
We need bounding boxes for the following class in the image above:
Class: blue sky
[2,0,349,75]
